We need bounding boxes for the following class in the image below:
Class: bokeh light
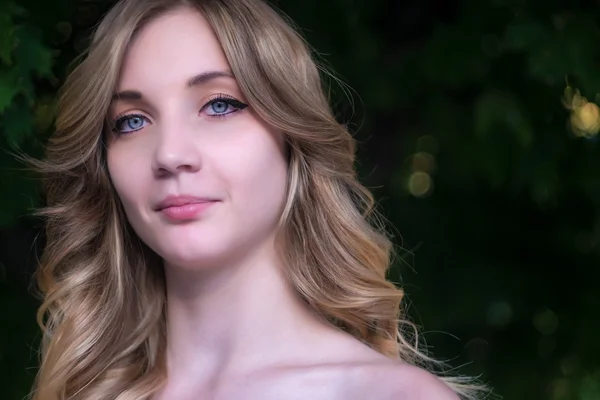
[408,171,433,198]
[533,308,559,335]
[411,151,436,174]
[487,300,513,328]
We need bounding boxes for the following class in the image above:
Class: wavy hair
[32,0,484,399]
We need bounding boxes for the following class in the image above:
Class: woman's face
[106,7,288,269]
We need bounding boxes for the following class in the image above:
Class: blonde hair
[32,0,484,399]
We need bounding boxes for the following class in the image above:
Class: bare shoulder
[360,362,460,400]
[288,328,460,400]
[330,341,459,400]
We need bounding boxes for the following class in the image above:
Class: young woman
[33,0,483,399]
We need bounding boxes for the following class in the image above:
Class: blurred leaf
[503,21,547,52]
[0,68,20,113]
[33,96,56,133]
[474,90,533,148]
[0,11,15,65]
[13,25,53,79]
[420,25,488,87]
[3,101,34,146]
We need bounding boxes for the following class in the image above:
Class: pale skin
[106,6,459,400]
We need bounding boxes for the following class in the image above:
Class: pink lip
[155,195,218,221]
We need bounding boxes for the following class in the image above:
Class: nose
[152,122,201,177]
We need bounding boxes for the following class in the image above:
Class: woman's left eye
[203,96,248,117]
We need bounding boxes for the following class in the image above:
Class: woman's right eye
[112,113,150,135]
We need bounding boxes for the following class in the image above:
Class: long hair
[32,0,483,399]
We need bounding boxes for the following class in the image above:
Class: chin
[133,219,274,270]
[154,235,234,269]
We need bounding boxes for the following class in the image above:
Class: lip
[155,195,219,221]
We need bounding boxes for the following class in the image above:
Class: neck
[162,240,329,382]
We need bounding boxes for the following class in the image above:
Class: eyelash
[110,94,248,135]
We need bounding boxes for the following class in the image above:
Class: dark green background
[1,0,599,399]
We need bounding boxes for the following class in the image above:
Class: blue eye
[112,113,149,134]
[209,100,229,114]
[110,95,248,136]
[204,95,248,117]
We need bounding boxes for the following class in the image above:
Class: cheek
[227,132,288,213]
[106,147,145,213]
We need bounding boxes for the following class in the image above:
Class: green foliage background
[1,0,599,399]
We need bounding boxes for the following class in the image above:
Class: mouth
[155,195,219,221]
[155,195,219,211]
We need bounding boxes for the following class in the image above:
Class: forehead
[117,7,230,90]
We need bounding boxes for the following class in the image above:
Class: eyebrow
[110,70,235,102]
